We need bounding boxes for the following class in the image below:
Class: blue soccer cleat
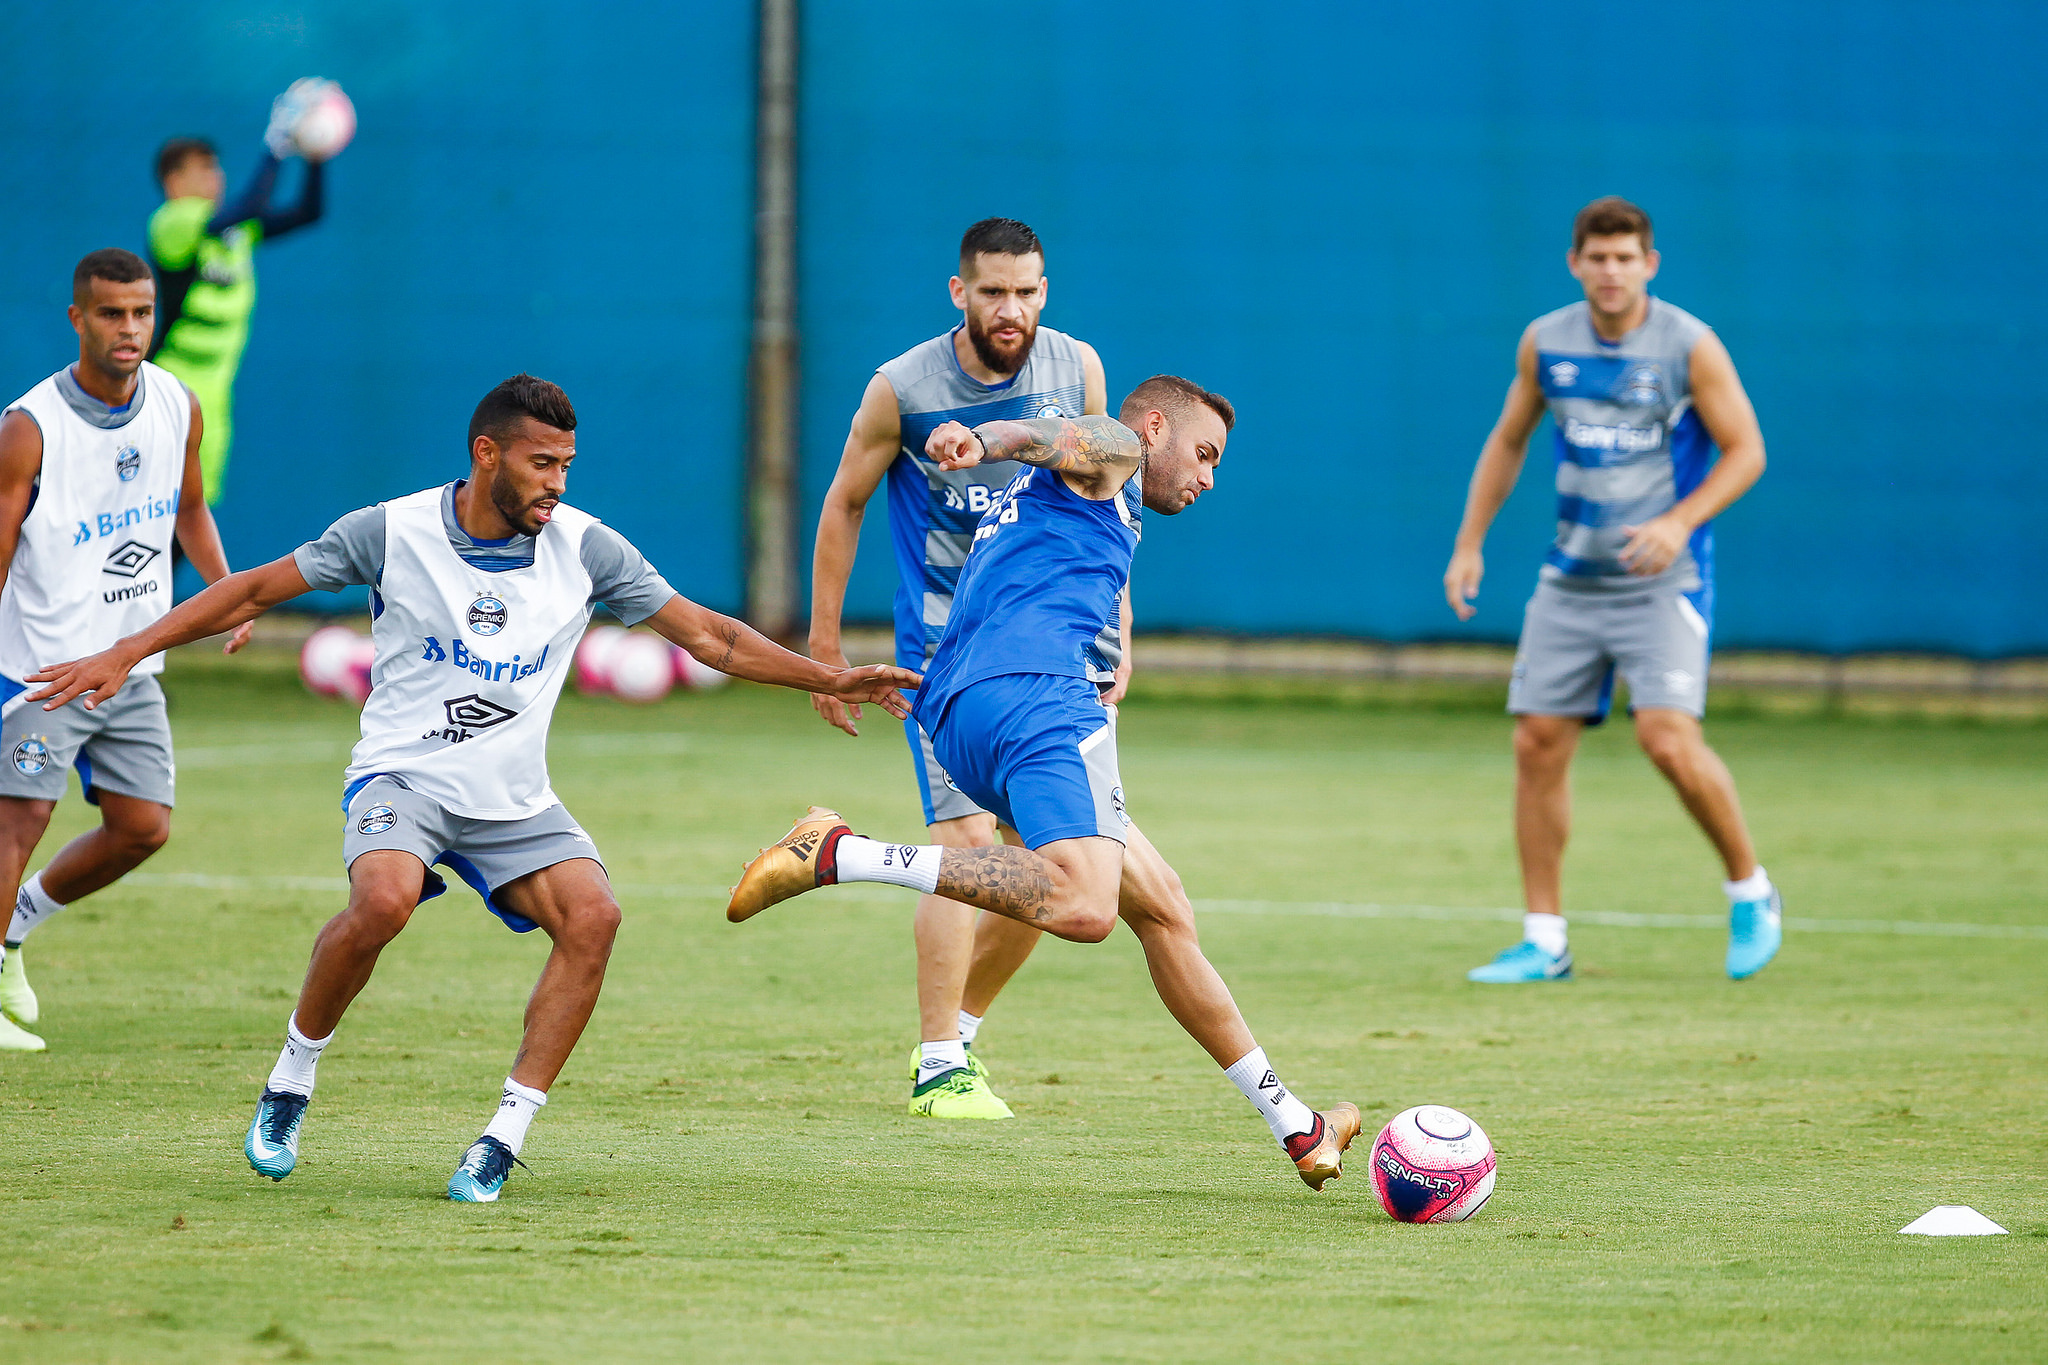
[1467,940,1573,983]
[246,1089,310,1180]
[447,1135,525,1203]
[1727,887,1783,980]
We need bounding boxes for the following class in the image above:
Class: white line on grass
[115,873,2048,940]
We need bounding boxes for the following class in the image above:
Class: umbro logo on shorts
[11,738,51,776]
[357,804,398,836]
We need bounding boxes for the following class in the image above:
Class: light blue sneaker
[246,1089,309,1180]
[447,1135,524,1202]
[1727,887,1783,980]
[1467,940,1573,983]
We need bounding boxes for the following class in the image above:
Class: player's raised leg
[247,848,426,1180]
[1116,822,1360,1188]
[1633,707,1780,979]
[448,856,620,1202]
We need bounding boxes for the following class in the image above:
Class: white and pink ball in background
[573,625,629,696]
[608,632,674,703]
[671,645,729,690]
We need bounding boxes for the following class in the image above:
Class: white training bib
[0,362,189,697]
[346,487,595,820]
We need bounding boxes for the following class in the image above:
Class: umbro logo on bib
[424,694,519,745]
[103,540,160,579]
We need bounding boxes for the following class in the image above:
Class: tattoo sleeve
[972,416,1141,479]
[936,846,1057,923]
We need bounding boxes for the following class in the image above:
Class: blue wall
[4,4,2043,653]
[801,2,2048,656]
[0,2,755,613]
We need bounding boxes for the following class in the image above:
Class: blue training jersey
[1532,298,1717,612]
[876,327,1105,671]
[916,462,1142,731]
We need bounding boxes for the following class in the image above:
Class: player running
[1443,196,1781,983]
[148,80,339,506]
[27,374,916,1199]
[0,249,251,1054]
[809,217,1125,1120]
[734,377,1362,1189]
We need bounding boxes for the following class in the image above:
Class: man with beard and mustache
[808,217,1120,1120]
[733,379,1364,1191]
[27,373,918,1200]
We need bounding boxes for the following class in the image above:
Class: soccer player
[27,374,917,1199]
[1442,196,1781,983]
[149,81,336,506]
[734,378,1362,1189]
[0,249,250,1054]
[809,217,1126,1119]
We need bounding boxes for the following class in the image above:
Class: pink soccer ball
[333,635,376,706]
[292,81,355,161]
[573,625,628,695]
[1369,1105,1497,1223]
[609,633,674,703]
[299,624,359,697]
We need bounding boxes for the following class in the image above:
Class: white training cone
[1898,1206,2007,1236]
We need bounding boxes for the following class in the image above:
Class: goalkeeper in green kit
[148,80,350,506]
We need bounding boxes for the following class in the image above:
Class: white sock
[956,1009,983,1046]
[481,1077,548,1156]
[833,836,942,894]
[266,1015,333,1098]
[1223,1046,1316,1143]
[1724,866,1773,903]
[917,1039,968,1083]
[8,872,65,943]
[1523,912,1568,957]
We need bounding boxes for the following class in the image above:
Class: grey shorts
[342,776,604,933]
[1509,579,1710,720]
[0,674,174,807]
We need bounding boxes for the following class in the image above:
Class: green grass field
[4,659,2045,1363]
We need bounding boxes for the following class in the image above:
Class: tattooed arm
[925,415,1141,501]
[642,594,921,717]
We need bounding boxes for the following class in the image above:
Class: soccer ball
[291,81,355,161]
[299,625,359,698]
[671,644,729,690]
[574,625,628,695]
[1368,1105,1496,1223]
[609,633,674,703]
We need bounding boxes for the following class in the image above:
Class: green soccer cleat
[0,1013,45,1052]
[908,1064,1014,1120]
[0,947,37,1027]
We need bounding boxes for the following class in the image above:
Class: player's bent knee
[339,892,414,944]
[559,896,623,953]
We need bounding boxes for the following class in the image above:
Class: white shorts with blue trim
[341,776,603,933]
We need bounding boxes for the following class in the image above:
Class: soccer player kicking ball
[0,250,252,1053]
[810,217,1126,1119]
[28,375,917,1199]
[732,378,1361,1189]
[1444,196,1781,983]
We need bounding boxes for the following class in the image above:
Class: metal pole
[746,0,799,638]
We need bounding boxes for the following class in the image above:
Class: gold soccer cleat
[726,806,852,923]
[1288,1102,1362,1190]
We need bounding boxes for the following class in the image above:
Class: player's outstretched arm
[25,555,311,711]
[926,415,1140,500]
[809,373,902,736]
[170,389,255,654]
[644,594,919,719]
[1445,326,1547,619]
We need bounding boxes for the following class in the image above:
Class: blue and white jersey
[878,327,1112,673]
[1534,298,1716,608]
[915,463,1142,732]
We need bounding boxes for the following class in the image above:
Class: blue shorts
[902,712,990,826]
[924,672,1128,850]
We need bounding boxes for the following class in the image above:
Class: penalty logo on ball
[356,804,398,836]
[467,595,508,636]
[11,737,51,776]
